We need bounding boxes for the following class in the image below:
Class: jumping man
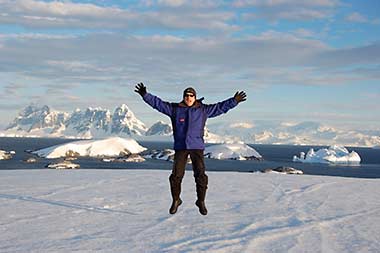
[135,83,246,215]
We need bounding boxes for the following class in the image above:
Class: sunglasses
[185,94,195,98]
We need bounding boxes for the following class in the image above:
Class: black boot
[169,174,182,214]
[195,199,207,215]
[195,174,208,215]
[169,199,183,214]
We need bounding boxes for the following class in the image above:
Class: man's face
[184,93,196,107]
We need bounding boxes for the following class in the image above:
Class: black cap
[183,87,196,97]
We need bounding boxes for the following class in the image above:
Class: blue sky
[0,0,379,129]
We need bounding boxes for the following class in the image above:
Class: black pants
[169,149,208,201]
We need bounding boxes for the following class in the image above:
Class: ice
[204,143,263,160]
[33,137,147,158]
[293,145,361,164]
[46,161,80,169]
[0,149,13,160]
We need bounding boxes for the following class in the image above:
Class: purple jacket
[143,93,238,150]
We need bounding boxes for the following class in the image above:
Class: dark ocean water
[1,137,380,179]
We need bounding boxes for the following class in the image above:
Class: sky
[0,0,379,129]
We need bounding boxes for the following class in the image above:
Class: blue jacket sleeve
[142,93,173,117]
[204,97,238,118]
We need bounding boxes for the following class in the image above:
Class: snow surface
[0,170,380,252]
[204,143,262,160]
[293,145,361,164]
[33,137,147,159]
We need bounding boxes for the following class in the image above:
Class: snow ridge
[5,104,147,139]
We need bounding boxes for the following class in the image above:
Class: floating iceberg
[293,145,361,164]
[33,137,147,159]
[0,150,14,160]
[102,154,145,163]
[24,157,37,163]
[204,143,263,160]
[46,160,80,169]
[262,166,303,175]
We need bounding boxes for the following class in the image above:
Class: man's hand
[135,82,147,97]
[234,91,247,103]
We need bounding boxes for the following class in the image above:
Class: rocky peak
[146,121,172,136]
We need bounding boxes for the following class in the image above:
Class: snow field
[0,170,379,252]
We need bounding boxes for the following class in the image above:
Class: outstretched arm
[205,91,246,118]
[135,82,173,117]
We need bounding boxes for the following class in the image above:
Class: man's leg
[169,150,188,214]
[190,150,208,215]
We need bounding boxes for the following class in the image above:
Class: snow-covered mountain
[208,121,380,147]
[6,105,69,134]
[145,121,172,136]
[4,104,147,139]
[111,104,147,136]
[1,104,230,142]
[2,105,380,147]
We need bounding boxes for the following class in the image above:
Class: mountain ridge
[1,105,380,147]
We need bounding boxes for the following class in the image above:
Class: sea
[1,137,380,179]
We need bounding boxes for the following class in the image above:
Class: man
[135,83,246,215]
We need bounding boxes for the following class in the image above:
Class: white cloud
[154,0,223,8]
[345,12,379,25]
[2,0,122,17]
[157,0,186,7]
[0,0,236,32]
[346,12,368,23]
[0,31,378,97]
[233,0,340,8]
[292,28,317,38]
[235,0,339,21]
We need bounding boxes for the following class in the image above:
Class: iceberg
[262,166,303,175]
[24,157,37,163]
[33,137,147,159]
[293,145,361,164]
[204,143,263,160]
[102,154,145,163]
[46,161,80,169]
[0,150,14,160]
